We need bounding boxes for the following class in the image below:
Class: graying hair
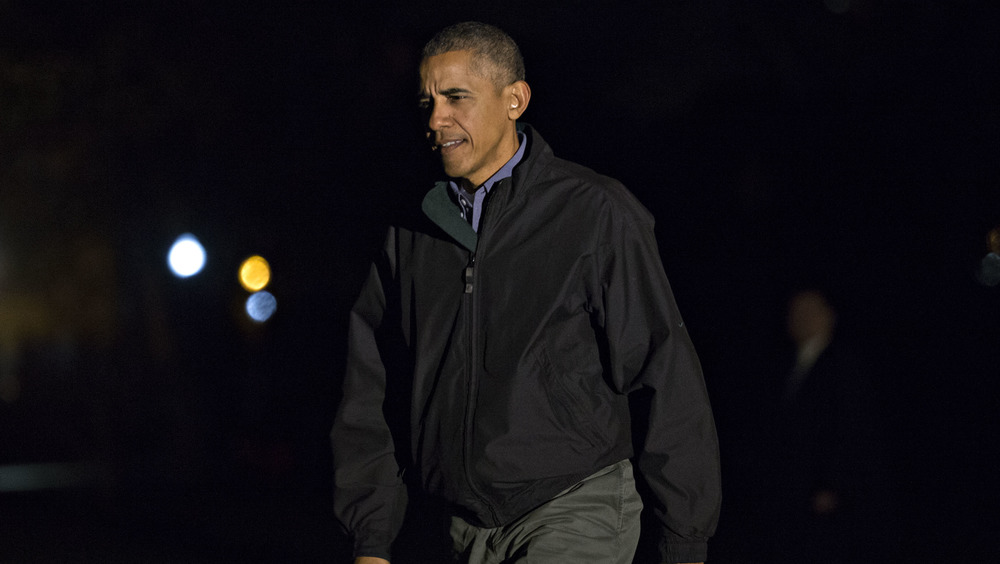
[422,21,525,90]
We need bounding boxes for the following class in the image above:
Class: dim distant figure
[0,351,21,406]
[329,21,720,564]
[766,289,892,563]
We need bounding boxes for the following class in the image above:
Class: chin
[442,164,467,180]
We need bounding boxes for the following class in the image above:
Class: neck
[460,129,520,191]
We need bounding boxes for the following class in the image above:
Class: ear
[506,80,531,120]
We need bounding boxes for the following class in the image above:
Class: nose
[427,99,450,132]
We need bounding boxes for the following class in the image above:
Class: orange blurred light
[988,226,1000,255]
[239,256,271,292]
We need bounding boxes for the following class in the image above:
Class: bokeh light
[239,255,271,292]
[245,291,277,322]
[979,253,1000,287]
[978,226,1000,287]
[167,234,206,278]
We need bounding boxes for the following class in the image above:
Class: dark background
[1,1,997,562]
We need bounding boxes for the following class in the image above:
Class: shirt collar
[449,131,527,200]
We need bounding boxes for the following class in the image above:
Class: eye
[417,98,431,110]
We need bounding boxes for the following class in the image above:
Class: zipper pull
[464,253,475,294]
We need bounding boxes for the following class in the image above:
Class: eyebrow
[420,87,473,98]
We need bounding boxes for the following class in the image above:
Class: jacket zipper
[462,209,501,525]
[464,252,475,294]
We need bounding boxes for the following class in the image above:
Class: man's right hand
[354,558,390,564]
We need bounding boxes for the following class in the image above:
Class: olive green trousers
[450,460,643,564]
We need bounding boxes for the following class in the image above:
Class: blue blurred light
[168,234,206,278]
[246,291,277,322]
[0,461,112,492]
[979,252,1000,287]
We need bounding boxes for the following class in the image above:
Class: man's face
[787,291,835,346]
[419,50,519,188]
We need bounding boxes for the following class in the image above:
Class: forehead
[420,50,491,91]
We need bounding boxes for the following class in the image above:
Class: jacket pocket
[535,347,609,450]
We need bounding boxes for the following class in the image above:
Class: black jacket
[331,125,721,562]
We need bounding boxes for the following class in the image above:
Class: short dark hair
[422,21,525,90]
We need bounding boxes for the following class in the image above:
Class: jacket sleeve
[330,230,408,561]
[595,193,722,564]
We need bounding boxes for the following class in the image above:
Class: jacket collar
[421,181,478,252]
[421,123,552,251]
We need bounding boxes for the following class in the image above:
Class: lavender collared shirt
[450,131,527,233]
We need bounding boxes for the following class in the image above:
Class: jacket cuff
[660,536,708,563]
[353,533,394,561]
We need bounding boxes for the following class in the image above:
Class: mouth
[436,139,465,153]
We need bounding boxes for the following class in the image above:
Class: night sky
[2,1,998,561]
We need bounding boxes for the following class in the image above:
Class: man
[767,289,890,563]
[331,22,720,564]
